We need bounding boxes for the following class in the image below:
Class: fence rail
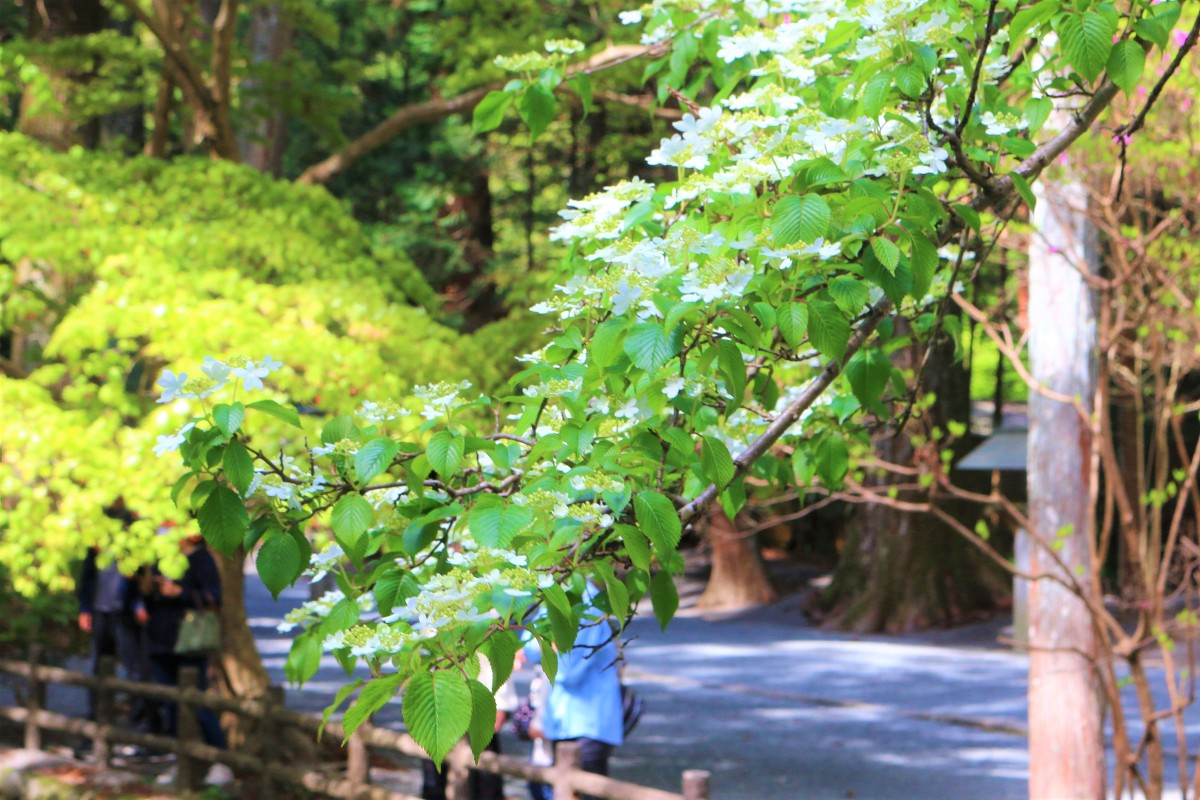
[0,650,710,800]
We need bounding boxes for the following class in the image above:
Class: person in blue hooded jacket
[524,581,623,796]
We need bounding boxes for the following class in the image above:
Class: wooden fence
[0,650,711,800]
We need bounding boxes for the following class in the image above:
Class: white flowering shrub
[163,0,1183,764]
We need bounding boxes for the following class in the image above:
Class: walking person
[143,529,231,786]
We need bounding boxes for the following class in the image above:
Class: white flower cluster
[414,380,473,421]
[276,589,375,633]
[356,399,409,424]
[156,355,283,404]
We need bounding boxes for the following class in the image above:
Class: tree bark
[18,0,105,149]
[821,332,1008,632]
[211,548,271,748]
[1026,176,1104,799]
[695,509,777,611]
[239,3,291,175]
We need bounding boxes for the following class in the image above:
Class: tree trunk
[19,0,105,149]
[239,3,290,175]
[1025,176,1104,799]
[695,509,777,611]
[821,332,1008,632]
[211,548,270,748]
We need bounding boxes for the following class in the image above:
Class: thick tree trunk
[821,333,1008,632]
[696,509,777,611]
[211,548,270,748]
[1026,176,1104,799]
[19,0,104,149]
[239,3,290,175]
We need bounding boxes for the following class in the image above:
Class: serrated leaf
[1010,0,1059,46]
[320,678,364,740]
[246,399,301,428]
[952,204,981,235]
[634,490,682,555]
[321,415,356,445]
[469,502,533,548]
[374,570,420,617]
[701,436,735,488]
[859,72,892,118]
[284,633,322,686]
[910,235,939,299]
[870,237,900,274]
[1010,173,1037,213]
[616,524,652,572]
[467,679,498,760]
[894,63,926,98]
[807,300,851,363]
[355,437,401,485]
[547,603,578,653]
[777,302,809,350]
[827,276,870,315]
[519,83,558,141]
[345,673,404,739]
[213,402,245,437]
[772,194,832,246]
[484,631,520,693]
[427,431,465,477]
[717,338,746,405]
[332,494,373,543]
[257,532,304,599]
[472,89,512,133]
[624,322,679,372]
[1059,12,1114,83]
[590,318,628,368]
[845,348,893,407]
[1024,97,1053,134]
[1107,39,1145,94]
[815,434,850,489]
[650,569,679,631]
[223,439,254,495]
[198,485,249,555]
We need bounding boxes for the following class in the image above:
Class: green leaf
[1024,97,1053,134]
[467,679,498,760]
[815,435,850,489]
[590,318,628,368]
[952,204,981,235]
[1010,0,1059,46]
[257,532,304,599]
[1010,173,1037,213]
[472,90,513,133]
[894,63,926,98]
[483,630,520,693]
[344,673,404,739]
[320,678,363,740]
[624,322,679,372]
[777,302,809,350]
[246,399,302,428]
[332,494,373,542]
[1059,12,1115,83]
[717,339,746,405]
[909,235,939,299]
[403,671,473,764]
[284,633,322,686]
[701,436,735,488]
[1107,40,1145,94]
[870,237,900,274]
[374,570,420,618]
[772,194,832,246]
[519,83,558,141]
[355,437,401,485]
[469,500,533,548]
[807,300,851,363]
[198,485,249,555]
[321,415,356,445]
[213,402,245,437]
[827,276,869,315]
[427,431,465,477]
[547,603,578,653]
[223,439,254,495]
[845,348,893,407]
[570,74,593,116]
[859,72,892,118]
[634,490,682,555]
[616,524,652,572]
[650,570,679,631]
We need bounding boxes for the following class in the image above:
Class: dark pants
[149,653,226,749]
[88,611,155,731]
[550,738,613,800]
[421,736,504,800]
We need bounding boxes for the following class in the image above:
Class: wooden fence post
[175,665,203,791]
[93,655,116,765]
[346,727,369,794]
[682,770,711,800]
[552,740,582,800]
[24,645,45,751]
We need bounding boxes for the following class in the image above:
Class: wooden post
[682,770,711,800]
[175,665,203,791]
[1026,174,1103,798]
[346,727,369,793]
[444,740,473,800]
[93,655,116,765]
[552,740,583,800]
[24,645,45,751]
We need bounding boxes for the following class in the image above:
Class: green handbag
[174,609,221,655]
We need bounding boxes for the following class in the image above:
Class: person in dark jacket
[142,531,226,751]
[77,507,156,736]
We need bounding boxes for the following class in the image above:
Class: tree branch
[296,43,669,185]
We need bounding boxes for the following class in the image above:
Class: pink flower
[1057,152,1069,165]
[1183,98,1194,111]
[1111,133,1133,145]
[1175,28,1189,47]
